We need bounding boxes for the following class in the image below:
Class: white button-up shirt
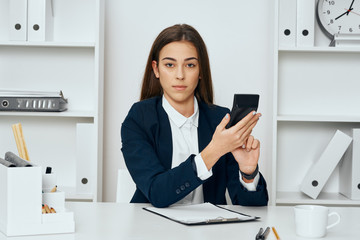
[162,96,259,205]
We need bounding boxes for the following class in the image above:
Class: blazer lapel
[197,103,214,201]
[156,98,173,170]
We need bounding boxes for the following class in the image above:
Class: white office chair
[116,168,136,203]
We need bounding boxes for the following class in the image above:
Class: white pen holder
[0,164,74,236]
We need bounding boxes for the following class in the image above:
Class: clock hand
[347,0,355,15]
[335,11,349,20]
[335,6,354,20]
[347,8,360,16]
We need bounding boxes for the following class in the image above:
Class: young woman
[121,24,268,208]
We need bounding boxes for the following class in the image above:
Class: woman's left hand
[231,135,260,177]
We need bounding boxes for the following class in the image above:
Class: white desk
[0,202,359,240]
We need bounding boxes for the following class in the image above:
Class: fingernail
[225,114,229,119]
[252,111,256,115]
[242,144,245,149]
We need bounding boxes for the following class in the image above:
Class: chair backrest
[116,168,136,203]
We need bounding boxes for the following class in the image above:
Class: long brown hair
[140,24,213,104]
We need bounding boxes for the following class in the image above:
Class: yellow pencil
[272,226,280,240]
[50,185,57,192]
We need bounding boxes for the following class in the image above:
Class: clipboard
[143,202,260,226]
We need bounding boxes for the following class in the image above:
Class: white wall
[103,0,275,202]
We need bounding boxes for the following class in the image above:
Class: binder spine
[300,130,352,199]
[9,0,28,41]
[278,0,297,47]
[27,0,53,41]
[296,0,316,47]
[339,129,360,200]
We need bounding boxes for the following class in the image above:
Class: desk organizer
[0,164,75,236]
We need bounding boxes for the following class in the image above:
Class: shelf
[0,111,95,118]
[279,46,360,53]
[276,192,360,206]
[0,41,95,48]
[61,186,93,202]
[277,115,360,123]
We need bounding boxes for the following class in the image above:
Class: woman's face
[152,41,200,110]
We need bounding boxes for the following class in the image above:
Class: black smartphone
[226,94,260,129]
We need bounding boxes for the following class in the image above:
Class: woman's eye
[165,63,174,67]
[187,63,196,68]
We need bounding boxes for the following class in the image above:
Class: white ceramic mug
[294,205,341,238]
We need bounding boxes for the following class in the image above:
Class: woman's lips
[173,85,187,91]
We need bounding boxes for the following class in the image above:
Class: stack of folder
[9,0,53,42]
[0,90,67,112]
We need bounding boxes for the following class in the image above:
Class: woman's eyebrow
[161,57,198,61]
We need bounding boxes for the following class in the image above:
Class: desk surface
[0,202,359,240]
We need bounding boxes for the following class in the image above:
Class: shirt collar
[162,95,199,128]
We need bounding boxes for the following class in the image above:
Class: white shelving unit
[0,0,104,202]
[273,0,360,206]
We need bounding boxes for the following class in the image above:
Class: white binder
[9,0,28,41]
[300,130,352,199]
[76,123,96,195]
[296,0,316,47]
[27,0,53,41]
[339,129,360,200]
[278,0,297,47]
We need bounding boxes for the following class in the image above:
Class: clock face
[317,0,360,38]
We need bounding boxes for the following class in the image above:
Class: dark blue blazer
[121,96,268,207]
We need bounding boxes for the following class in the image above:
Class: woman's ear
[152,60,160,78]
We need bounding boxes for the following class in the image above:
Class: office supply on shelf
[339,128,360,200]
[0,89,68,112]
[11,123,30,160]
[0,162,74,236]
[9,0,28,41]
[143,202,258,225]
[4,151,32,167]
[333,33,360,47]
[272,226,280,240]
[300,130,352,199]
[0,158,16,168]
[278,0,297,47]
[27,0,54,41]
[296,0,315,47]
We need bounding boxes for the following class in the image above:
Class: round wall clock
[317,0,360,39]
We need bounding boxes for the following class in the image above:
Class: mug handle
[327,212,341,230]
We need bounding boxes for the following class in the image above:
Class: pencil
[50,185,57,192]
[44,204,51,214]
[50,207,56,213]
[272,227,280,240]
[11,123,30,161]
[42,205,46,214]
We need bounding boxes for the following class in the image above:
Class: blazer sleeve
[121,104,203,208]
[225,152,269,206]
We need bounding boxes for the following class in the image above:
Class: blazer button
[180,185,185,191]
[176,189,181,194]
[185,182,190,188]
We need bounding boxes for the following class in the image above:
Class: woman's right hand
[201,111,261,170]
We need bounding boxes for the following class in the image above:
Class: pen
[256,228,263,240]
[263,227,270,239]
[272,227,280,240]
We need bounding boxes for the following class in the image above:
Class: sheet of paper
[144,202,256,224]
